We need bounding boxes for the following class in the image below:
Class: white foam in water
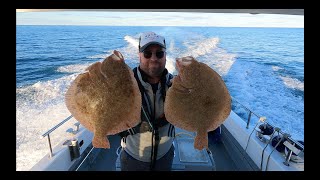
[279,76,304,91]
[165,55,177,75]
[180,37,219,58]
[226,61,304,140]
[16,74,79,171]
[201,47,237,76]
[124,35,139,49]
[121,35,141,61]
[86,54,107,59]
[57,63,93,73]
[271,65,283,71]
[272,66,304,91]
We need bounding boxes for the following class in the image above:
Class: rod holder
[69,139,80,161]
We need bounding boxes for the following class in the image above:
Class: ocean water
[16,26,304,171]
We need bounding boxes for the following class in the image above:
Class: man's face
[139,44,166,78]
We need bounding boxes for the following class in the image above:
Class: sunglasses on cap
[142,50,165,59]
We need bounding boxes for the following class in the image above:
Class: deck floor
[82,131,237,171]
[208,140,237,171]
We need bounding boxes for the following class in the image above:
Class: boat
[30,95,304,171]
[25,9,304,171]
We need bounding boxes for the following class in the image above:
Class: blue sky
[16,10,304,28]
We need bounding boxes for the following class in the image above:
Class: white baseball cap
[139,32,166,52]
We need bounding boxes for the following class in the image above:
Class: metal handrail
[231,96,304,167]
[231,97,261,118]
[41,115,73,158]
[231,96,261,128]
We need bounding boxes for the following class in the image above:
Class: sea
[16,25,304,171]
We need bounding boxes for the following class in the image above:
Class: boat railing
[231,96,304,168]
[231,96,262,129]
[40,97,303,169]
[41,115,74,158]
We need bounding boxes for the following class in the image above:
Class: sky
[16,10,304,28]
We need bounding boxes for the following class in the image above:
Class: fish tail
[194,130,208,150]
[92,135,110,149]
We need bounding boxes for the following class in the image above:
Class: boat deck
[77,128,238,171]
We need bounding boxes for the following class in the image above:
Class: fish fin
[65,73,95,132]
[209,123,220,132]
[194,130,208,150]
[92,135,110,149]
[86,61,102,71]
[65,79,77,111]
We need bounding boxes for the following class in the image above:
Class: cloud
[16,11,304,28]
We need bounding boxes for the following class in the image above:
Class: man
[119,32,175,171]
